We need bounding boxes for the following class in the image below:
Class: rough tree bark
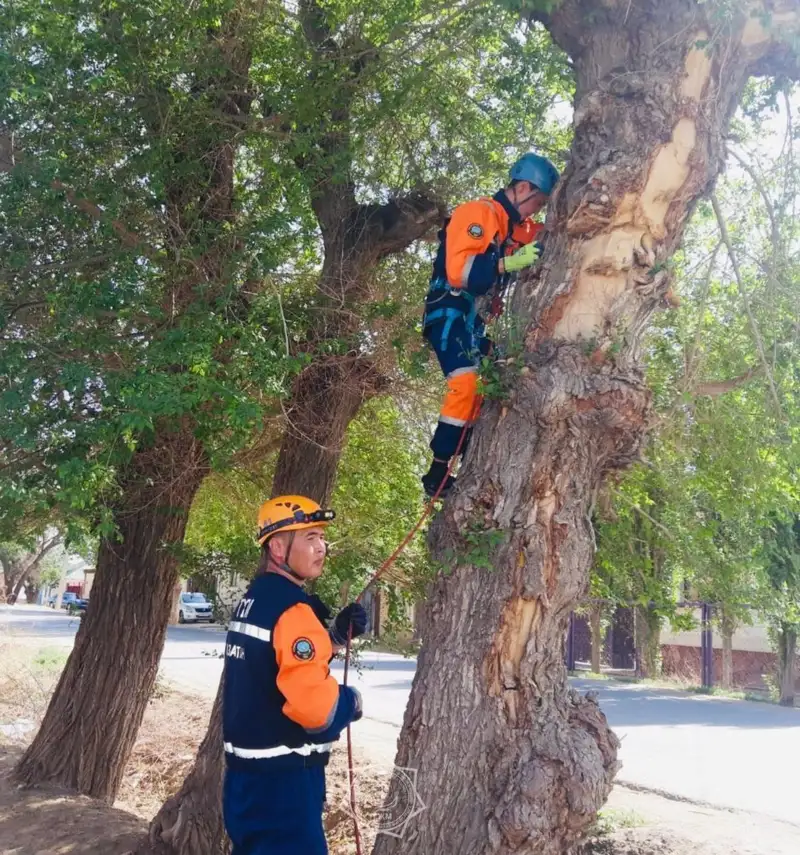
[374,3,799,853]
[147,685,227,854]
[271,185,441,501]
[15,429,207,800]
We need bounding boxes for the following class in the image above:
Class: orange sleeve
[509,220,543,248]
[445,199,501,289]
[273,603,339,731]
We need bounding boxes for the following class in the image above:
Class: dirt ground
[2,638,799,855]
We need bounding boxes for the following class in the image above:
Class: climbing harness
[423,277,478,349]
[341,420,471,855]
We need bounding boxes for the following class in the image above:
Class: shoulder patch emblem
[467,223,483,239]
[292,637,315,661]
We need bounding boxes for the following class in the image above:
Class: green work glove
[503,242,541,273]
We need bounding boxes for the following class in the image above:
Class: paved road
[0,604,227,696]
[4,606,800,826]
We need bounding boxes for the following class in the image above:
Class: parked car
[49,591,78,609]
[67,598,89,618]
[178,592,214,623]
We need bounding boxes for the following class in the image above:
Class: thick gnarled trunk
[374,3,790,853]
[15,429,207,801]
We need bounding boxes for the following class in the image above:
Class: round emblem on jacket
[292,637,315,661]
[467,223,483,239]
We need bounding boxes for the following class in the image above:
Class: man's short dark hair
[508,178,541,192]
[256,545,271,576]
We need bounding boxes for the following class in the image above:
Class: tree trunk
[3,534,63,606]
[11,572,27,604]
[15,429,207,801]
[374,4,789,852]
[590,605,602,674]
[24,580,40,605]
[778,624,797,708]
[2,561,23,605]
[144,683,227,855]
[720,609,736,690]
[170,582,183,626]
[634,605,662,679]
[271,355,386,501]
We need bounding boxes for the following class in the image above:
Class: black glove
[330,602,368,646]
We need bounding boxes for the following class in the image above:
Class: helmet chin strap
[511,182,543,216]
[268,532,306,583]
[513,190,539,213]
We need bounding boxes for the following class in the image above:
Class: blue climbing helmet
[509,153,560,195]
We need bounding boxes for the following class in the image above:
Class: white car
[178,592,215,623]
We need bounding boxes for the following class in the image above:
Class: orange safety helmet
[256,495,335,546]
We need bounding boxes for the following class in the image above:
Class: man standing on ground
[222,495,368,854]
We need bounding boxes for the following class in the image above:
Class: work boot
[421,460,455,498]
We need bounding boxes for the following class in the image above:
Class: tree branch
[682,241,721,394]
[370,191,446,258]
[298,0,332,49]
[50,180,143,249]
[728,148,779,243]
[693,366,763,397]
[710,192,784,418]
[2,130,151,254]
[615,490,677,542]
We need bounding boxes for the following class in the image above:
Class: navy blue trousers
[424,314,491,460]
[223,765,327,855]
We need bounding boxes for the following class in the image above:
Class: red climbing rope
[341,421,472,854]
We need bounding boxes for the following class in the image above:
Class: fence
[565,601,717,689]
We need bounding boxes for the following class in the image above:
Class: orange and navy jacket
[222,572,360,770]
[424,190,542,328]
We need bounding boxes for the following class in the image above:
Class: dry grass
[0,636,388,854]
[116,689,214,819]
[0,639,68,732]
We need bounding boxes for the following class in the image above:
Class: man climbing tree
[374,2,800,854]
[420,153,559,497]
